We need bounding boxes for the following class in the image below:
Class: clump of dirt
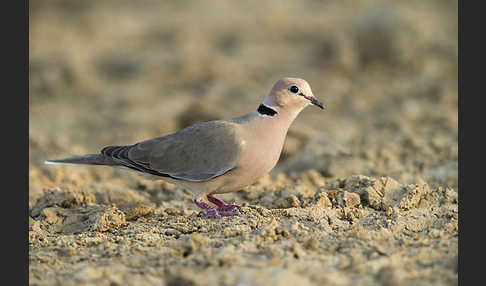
[32,199,126,234]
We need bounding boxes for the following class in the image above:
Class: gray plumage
[46,120,242,182]
[45,154,117,166]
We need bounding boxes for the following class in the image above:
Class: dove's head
[262,78,324,116]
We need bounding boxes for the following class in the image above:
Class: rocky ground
[29,1,457,285]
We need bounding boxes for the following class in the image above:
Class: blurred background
[29,0,458,196]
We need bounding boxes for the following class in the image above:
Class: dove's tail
[44,154,117,166]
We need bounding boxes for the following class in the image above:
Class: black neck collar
[257,103,277,116]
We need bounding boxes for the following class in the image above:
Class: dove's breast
[207,115,289,194]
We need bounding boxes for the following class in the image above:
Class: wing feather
[102,121,243,181]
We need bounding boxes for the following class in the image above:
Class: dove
[45,77,325,218]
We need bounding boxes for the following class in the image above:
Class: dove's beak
[309,97,325,109]
[301,93,325,109]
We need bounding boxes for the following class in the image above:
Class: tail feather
[44,154,117,166]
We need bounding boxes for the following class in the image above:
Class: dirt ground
[29,1,458,285]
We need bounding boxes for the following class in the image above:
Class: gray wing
[102,121,243,181]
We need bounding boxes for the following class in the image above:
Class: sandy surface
[29,1,457,285]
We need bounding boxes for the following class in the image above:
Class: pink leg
[207,194,241,216]
[206,194,226,207]
[194,199,221,218]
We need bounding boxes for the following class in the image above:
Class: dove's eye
[288,85,300,94]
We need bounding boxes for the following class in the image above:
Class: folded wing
[102,121,243,181]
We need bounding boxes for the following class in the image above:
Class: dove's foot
[216,204,241,216]
[195,199,221,218]
[194,195,241,218]
[207,194,241,216]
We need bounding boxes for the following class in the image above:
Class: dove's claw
[207,194,241,216]
[216,205,241,216]
[195,199,221,219]
[194,195,241,218]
